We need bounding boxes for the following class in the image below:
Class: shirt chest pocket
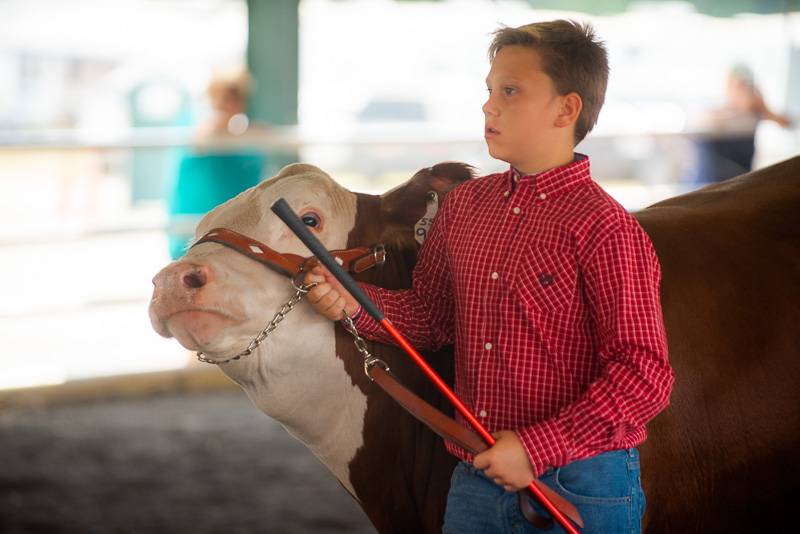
[514,246,578,314]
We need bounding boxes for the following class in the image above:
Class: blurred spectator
[166,67,267,259]
[195,67,258,140]
[685,64,791,186]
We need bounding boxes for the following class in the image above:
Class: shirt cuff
[514,419,572,477]
[349,305,363,322]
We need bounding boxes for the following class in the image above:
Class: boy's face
[483,45,569,171]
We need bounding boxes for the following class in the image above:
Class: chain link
[196,281,316,365]
[341,311,389,379]
[196,278,390,377]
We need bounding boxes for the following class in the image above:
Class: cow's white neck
[218,310,367,498]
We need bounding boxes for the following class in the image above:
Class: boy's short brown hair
[489,20,608,145]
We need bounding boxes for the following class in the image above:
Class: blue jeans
[442,448,644,534]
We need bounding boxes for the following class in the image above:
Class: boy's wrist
[514,420,569,477]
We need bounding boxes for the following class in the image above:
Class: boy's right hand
[303,265,361,321]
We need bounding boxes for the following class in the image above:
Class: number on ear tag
[414,191,439,245]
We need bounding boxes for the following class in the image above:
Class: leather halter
[192,227,386,278]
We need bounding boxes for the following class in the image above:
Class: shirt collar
[507,153,591,197]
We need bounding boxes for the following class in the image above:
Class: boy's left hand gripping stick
[270,198,383,321]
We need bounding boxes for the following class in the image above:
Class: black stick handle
[271,198,384,321]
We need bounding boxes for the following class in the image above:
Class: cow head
[150,163,355,361]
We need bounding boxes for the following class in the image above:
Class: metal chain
[196,276,390,376]
[196,278,317,365]
[340,311,389,379]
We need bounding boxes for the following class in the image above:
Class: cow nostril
[182,271,207,289]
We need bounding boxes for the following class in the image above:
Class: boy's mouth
[485,126,500,138]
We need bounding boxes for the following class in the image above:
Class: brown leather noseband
[192,227,386,278]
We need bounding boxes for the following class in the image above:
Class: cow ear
[274,162,327,179]
[381,162,475,230]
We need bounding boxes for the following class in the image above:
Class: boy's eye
[503,87,516,96]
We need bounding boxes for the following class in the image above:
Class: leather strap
[192,228,385,277]
[370,366,584,529]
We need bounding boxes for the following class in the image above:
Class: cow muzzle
[149,261,241,348]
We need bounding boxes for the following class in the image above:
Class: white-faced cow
[150,157,800,533]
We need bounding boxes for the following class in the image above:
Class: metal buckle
[364,356,390,380]
[292,272,317,293]
[373,243,386,266]
[342,311,389,380]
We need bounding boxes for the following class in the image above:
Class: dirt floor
[0,389,376,534]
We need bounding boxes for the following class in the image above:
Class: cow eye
[301,212,321,228]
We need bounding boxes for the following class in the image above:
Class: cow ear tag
[414,191,439,245]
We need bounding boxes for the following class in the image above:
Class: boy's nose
[482,97,499,117]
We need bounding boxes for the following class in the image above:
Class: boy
[305,20,673,533]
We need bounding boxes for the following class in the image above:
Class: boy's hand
[473,430,535,492]
[303,265,360,321]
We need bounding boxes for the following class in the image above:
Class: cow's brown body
[336,157,799,533]
[635,156,800,532]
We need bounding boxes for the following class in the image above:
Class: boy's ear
[555,92,582,129]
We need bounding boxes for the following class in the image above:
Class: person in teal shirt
[166,67,266,259]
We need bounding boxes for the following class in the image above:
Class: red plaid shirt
[353,155,674,476]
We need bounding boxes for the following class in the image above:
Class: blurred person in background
[195,67,258,139]
[685,64,792,187]
[165,66,267,259]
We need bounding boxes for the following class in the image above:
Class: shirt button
[503,190,510,197]
[539,193,547,200]
[512,206,521,215]
[490,272,499,280]
[484,342,493,350]
[479,409,488,418]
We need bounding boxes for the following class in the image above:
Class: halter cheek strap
[191,227,385,277]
